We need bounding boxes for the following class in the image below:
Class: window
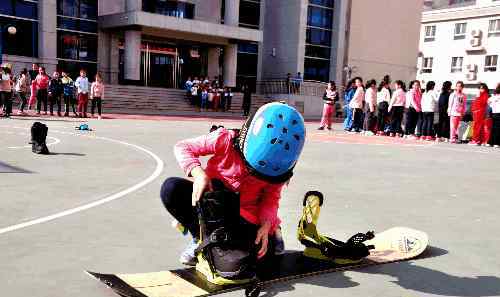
[142,0,194,19]
[57,0,97,20]
[304,58,329,82]
[489,19,500,37]
[57,32,97,62]
[239,0,260,29]
[0,0,38,19]
[424,25,436,42]
[451,57,463,73]
[0,16,38,57]
[237,42,258,91]
[422,57,433,73]
[305,45,331,59]
[454,23,467,40]
[307,6,333,29]
[306,28,332,46]
[309,0,334,7]
[485,55,498,72]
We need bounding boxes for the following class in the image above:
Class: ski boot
[297,191,375,264]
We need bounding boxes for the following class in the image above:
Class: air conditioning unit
[470,38,481,47]
[466,64,477,72]
[466,72,477,81]
[471,29,482,37]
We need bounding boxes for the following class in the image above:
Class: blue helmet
[238,102,305,182]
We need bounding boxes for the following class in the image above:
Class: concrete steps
[102,85,270,115]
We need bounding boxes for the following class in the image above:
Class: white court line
[0,126,165,235]
[7,136,61,149]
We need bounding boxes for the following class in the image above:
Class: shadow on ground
[260,246,500,297]
[50,152,86,156]
[0,161,32,173]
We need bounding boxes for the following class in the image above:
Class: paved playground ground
[1,115,500,297]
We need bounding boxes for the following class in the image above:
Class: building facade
[417,0,500,93]
[1,0,422,91]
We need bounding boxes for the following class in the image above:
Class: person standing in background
[404,80,423,139]
[15,68,29,115]
[48,72,63,116]
[318,81,339,130]
[348,77,365,133]
[75,69,89,118]
[469,83,490,146]
[28,63,38,110]
[343,79,355,131]
[363,79,377,135]
[388,80,407,137]
[447,81,467,144]
[0,66,13,117]
[35,67,50,115]
[90,73,105,119]
[488,83,500,148]
[376,80,391,135]
[61,71,77,117]
[242,83,252,116]
[436,81,452,142]
[421,81,438,140]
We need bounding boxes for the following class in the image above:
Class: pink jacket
[389,88,406,110]
[447,91,467,117]
[349,87,365,109]
[407,89,422,112]
[174,128,284,232]
[91,81,105,98]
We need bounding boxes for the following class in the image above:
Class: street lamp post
[0,24,17,65]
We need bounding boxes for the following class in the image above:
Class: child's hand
[255,221,272,259]
[191,166,212,206]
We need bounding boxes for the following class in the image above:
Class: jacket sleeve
[447,94,453,114]
[258,183,283,232]
[173,128,230,176]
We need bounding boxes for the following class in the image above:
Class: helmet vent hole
[292,120,298,125]
[284,143,290,150]
[273,166,280,171]
[294,134,300,141]
[271,138,277,144]
[278,114,283,120]
[267,124,274,129]
[258,161,266,166]
[282,127,288,134]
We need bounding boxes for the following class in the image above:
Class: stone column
[223,44,237,87]
[109,34,120,84]
[38,0,58,74]
[124,30,141,81]
[97,31,111,82]
[224,0,240,26]
[207,47,220,81]
[126,0,142,11]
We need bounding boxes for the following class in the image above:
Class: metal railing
[256,79,328,96]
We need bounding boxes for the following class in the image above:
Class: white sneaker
[180,239,199,266]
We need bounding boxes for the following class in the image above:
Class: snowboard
[87,226,429,297]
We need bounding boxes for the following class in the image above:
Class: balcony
[423,0,476,11]
[142,0,194,19]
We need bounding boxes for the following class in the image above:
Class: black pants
[17,92,27,112]
[422,112,435,137]
[64,95,76,114]
[377,102,389,132]
[1,91,12,115]
[351,108,363,132]
[437,111,450,139]
[36,89,48,113]
[491,113,500,146]
[405,107,419,135]
[91,97,102,116]
[160,177,263,243]
[363,110,376,132]
[49,94,61,114]
[390,106,404,134]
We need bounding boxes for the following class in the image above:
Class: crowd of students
[184,76,234,112]
[319,75,500,147]
[0,63,105,119]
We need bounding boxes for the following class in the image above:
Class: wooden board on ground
[87,227,429,297]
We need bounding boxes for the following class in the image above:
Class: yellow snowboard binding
[297,191,375,264]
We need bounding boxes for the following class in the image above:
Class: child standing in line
[447,81,467,143]
[15,69,29,115]
[90,73,105,119]
[35,67,50,115]
[223,87,233,111]
[376,81,391,135]
[436,81,452,142]
[488,83,500,148]
[363,79,377,135]
[388,80,406,137]
[75,69,89,118]
[348,77,365,133]
[469,83,490,146]
[200,87,208,111]
[48,72,63,116]
[0,66,13,117]
[28,63,38,110]
[61,71,77,117]
[343,80,355,131]
[404,80,423,139]
[421,81,438,140]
